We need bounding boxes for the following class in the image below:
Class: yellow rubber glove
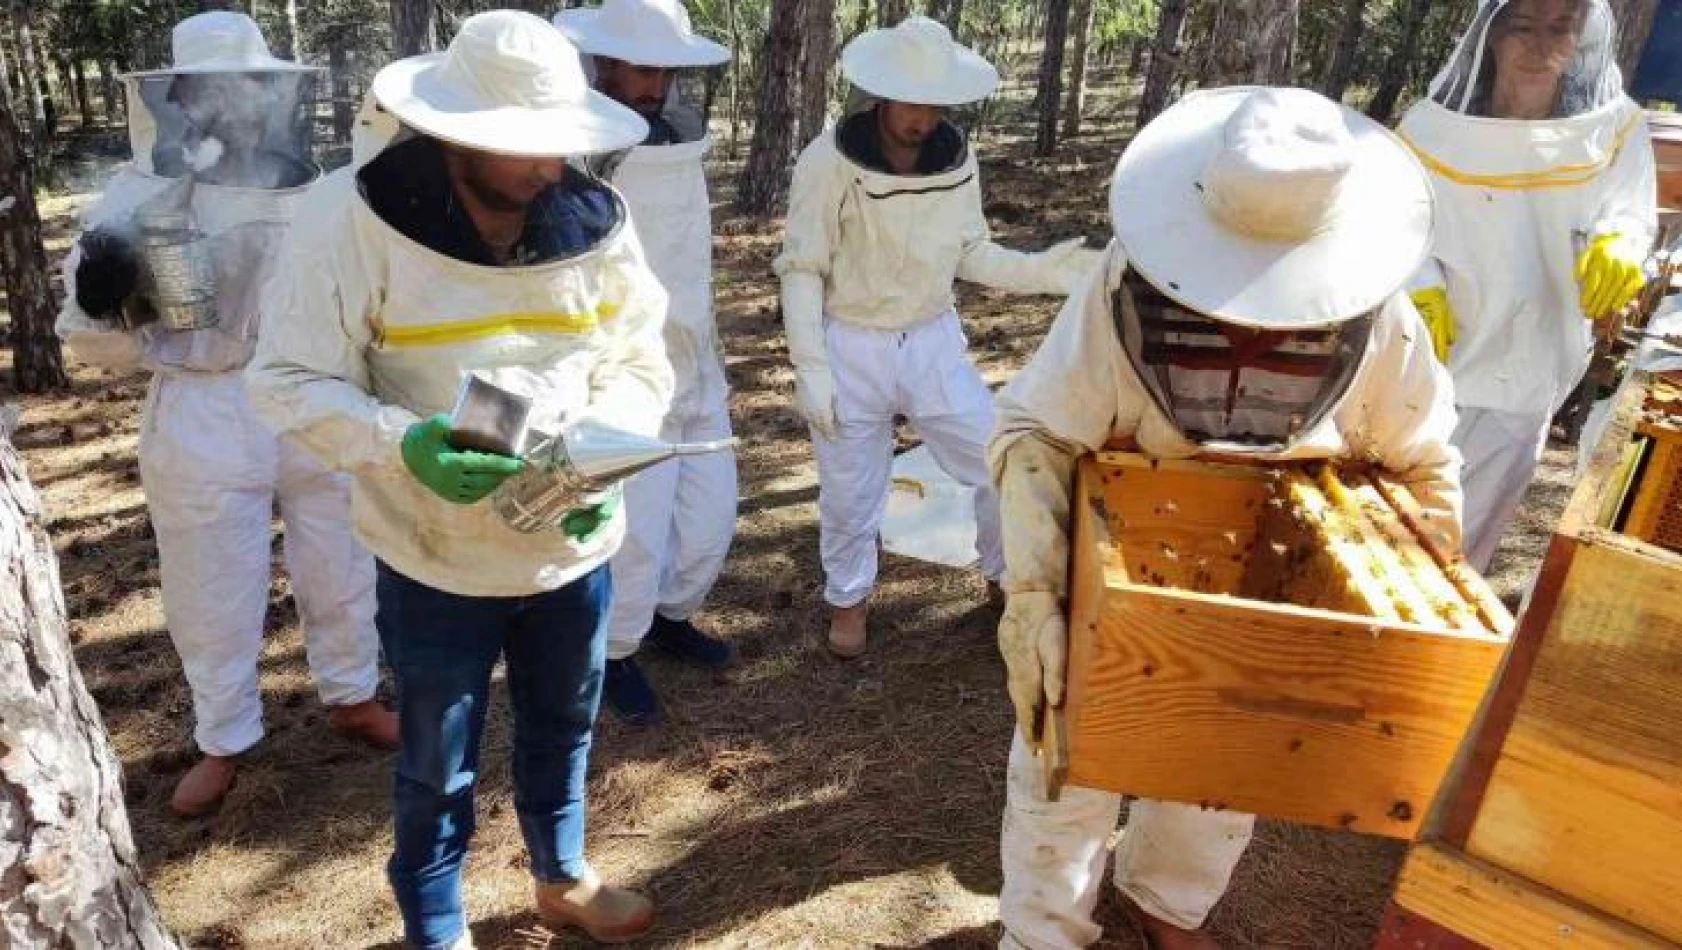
[1408,287,1457,363]
[1574,233,1646,321]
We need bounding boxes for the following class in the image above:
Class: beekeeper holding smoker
[54,11,394,819]
[775,15,1098,658]
[247,12,674,947]
[992,88,1463,949]
[1401,0,1657,570]
[555,0,740,726]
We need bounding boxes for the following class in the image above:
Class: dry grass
[12,77,1574,949]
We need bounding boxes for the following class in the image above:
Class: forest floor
[11,76,1574,949]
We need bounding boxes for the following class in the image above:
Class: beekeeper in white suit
[993,87,1463,950]
[54,11,394,819]
[1400,0,1656,570]
[248,12,671,947]
[555,0,738,727]
[776,15,1097,658]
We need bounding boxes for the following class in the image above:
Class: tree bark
[0,427,178,948]
[930,0,965,38]
[0,98,65,392]
[72,61,92,129]
[1062,0,1095,139]
[390,0,437,58]
[1612,0,1660,82]
[10,4,44,149]
[329,42,354,145]
[283,0,302,61]
[799,0,838,147]
[1319,0,1368,101]
[879,0,909,28]
[98,61,121,124]
[0,13,13,115]
[727,0,745,156]
[1137,0,1192,127]
[1366,0,1433,124]
[1034,0,1073,156]
[737,0,806,215]
[1201,0,1299,87]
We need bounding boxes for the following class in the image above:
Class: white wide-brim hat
[372,10,647,157]
[554,0,731,68]
[1111,86,1433,330]
[124,11,320,78]
[841,15,998,106]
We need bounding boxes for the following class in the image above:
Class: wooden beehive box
[1063,453,1513,840]
[1612,376,1682,554]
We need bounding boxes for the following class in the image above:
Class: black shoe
[603,658,661,727]
[646,615,735,668]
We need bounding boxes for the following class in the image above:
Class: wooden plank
[1465,540,1682,944]
[1085,455,1270,594]
[1623,433,1681,543]
[1388,843,1674,950]
[1374,900,1488,950]
[1065,582,1506,838]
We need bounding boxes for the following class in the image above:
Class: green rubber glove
[401,415,525,505]
[561,484,623,543]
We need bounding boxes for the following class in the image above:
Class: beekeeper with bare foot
[555,0,739,727]
[775,15,1098,658]
[992,87,1464,950]
[54,11,394,819]
[1400,0,1656,570]
[248,12,671,948]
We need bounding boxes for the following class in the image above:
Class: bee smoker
[133,175,219,332]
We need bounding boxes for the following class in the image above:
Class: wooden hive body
[1065,453,1512,840]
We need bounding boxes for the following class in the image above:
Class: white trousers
[813,311,1005,607]
[606,386,738,660]
[999,735,1254,949]
[1451,406,1551,572]
[140,373,379,757]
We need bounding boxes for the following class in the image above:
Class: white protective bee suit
[1399,0,1657,570]
[775,16,1096,608]
[555,0,739,660]
[245,96,670,601]
[993,89,1462,949]
[54,14,378,759]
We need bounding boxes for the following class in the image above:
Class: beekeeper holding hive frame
[248,12,672,947]
[54,11,396,819]
[1400,0,1657,570]
[774,15,1099,657]
[992,87,1463,949]
[553,0,740,727]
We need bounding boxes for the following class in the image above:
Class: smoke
[133,71,319,189]
[187,137,224,172]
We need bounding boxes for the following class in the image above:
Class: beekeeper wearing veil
[54,11,394,819]
[1400,0,1657,569]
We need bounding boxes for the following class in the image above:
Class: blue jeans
[376,561,611,950]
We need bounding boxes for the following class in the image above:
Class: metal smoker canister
[494,419,737,534]
[138,208,219,331]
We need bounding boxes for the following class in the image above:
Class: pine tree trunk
[10,4,43,149]
[283,0,302,60]
[727,0,744,156]
[1062,0,1095,139]
[1611,0,1659,82]
[1366,0,1433,123]
[737,0,806,215]
[0,428,176,946]
[798,0,837,147]
[930,0,964,37]
[0,101,65,392]
[98,61,121,124]
[0,15,13,115]
[1137,0,1192,127]
[1201,0,1299,87]
[390,0,437,58]
[1319,0,1368,101]
[879,0,909,28]
[72,61,92,128]
[330,42,354,144]
[1034,0,1073,156]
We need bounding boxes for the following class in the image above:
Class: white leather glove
[781,270,839,440]
[1040,238,1104,295]
[999,590,1068,748]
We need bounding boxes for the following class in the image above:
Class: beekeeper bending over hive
[992,88,1463,950]
[1400,0,1656,570]
[554,0,738,727]
[247,13,671,947]
[53,11,394,819]
[775,15,1098,658]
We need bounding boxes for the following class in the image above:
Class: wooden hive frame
[1377,370,1682,948]
[1061,453,1512,840]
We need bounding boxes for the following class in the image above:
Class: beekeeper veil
[123,12,322,188]
[1108,87,1434,454]
[1430,0,1622,117]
